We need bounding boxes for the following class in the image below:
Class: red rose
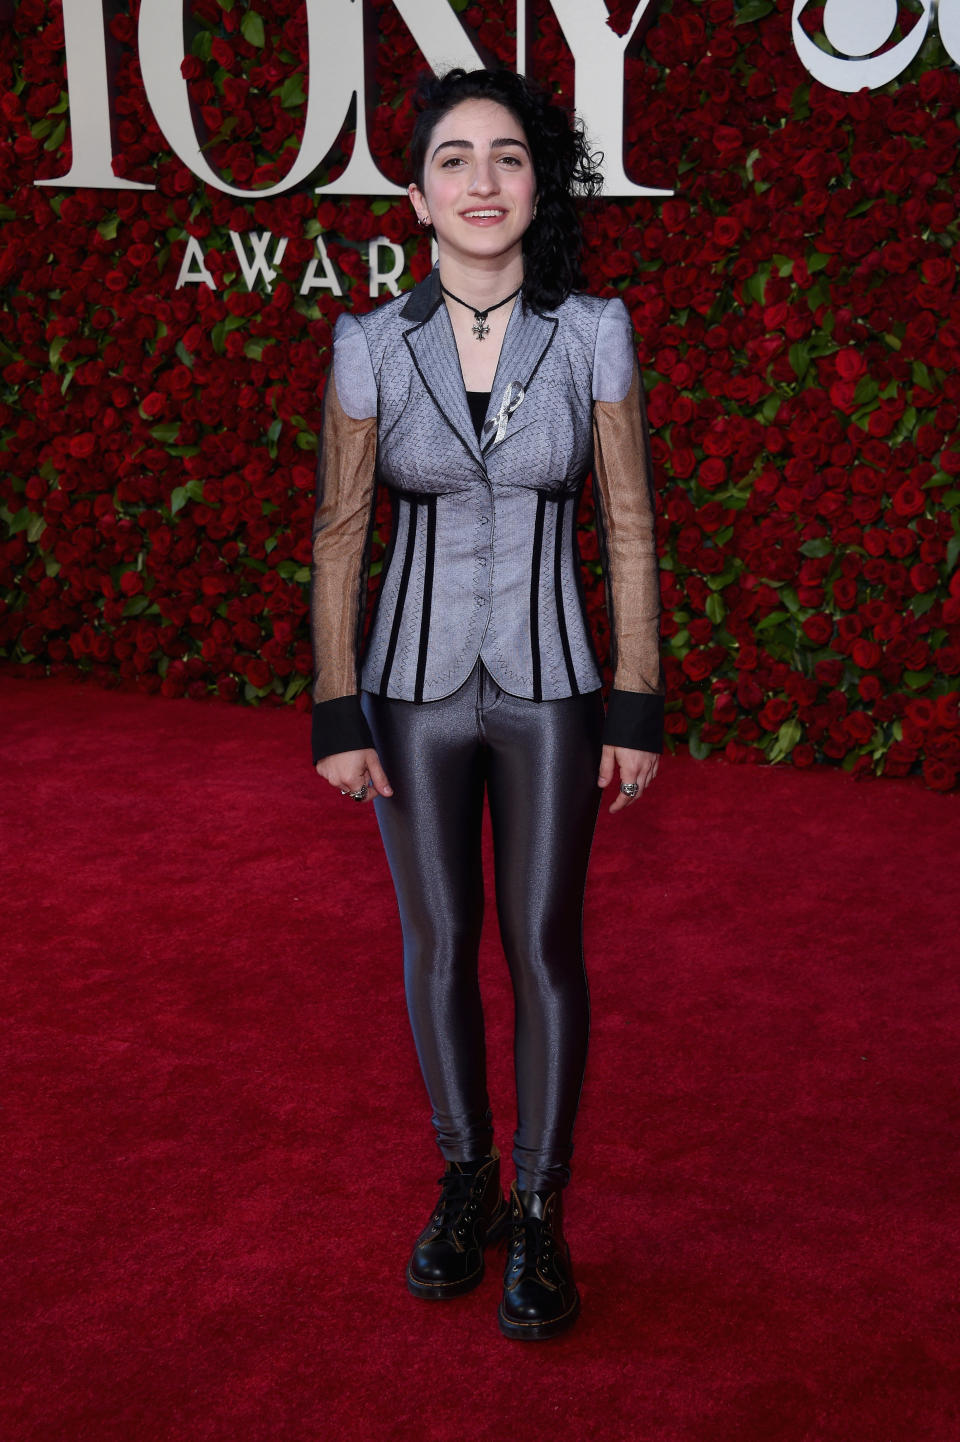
[835,350,867,381]
[922,759,956,792]
[802,615,833,645]
[681,651,714,682]
[891,483,925,518]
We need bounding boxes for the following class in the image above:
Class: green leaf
[97,214,119,240]
[756,610,790,632]
[883,331,903,351]
[370,199,393,216]
[903,670,934,689]
[910,593,937,616]
[687,733,714,760]
[760,393,781,425]
[170,486,189,515]
[799,538,832,558]
[27,513,46,543]
[911,360,934,391]
[745,148,761,181]
[705,593,726,625]
[854,375,878,407]
[218,0,235,10]
[743,263,770,306]
[807,252,830,273]
[946,533,960,571]
[7,507,32,535]
[123,595,152,616]
[49,335,68,367]
[734,0,774,24]
[769,717,803,762]
[149,422,181,443]
[44,119,66,151]
[241,10,265,46]
[789,341,810,380]
[175,341,194,368]
[279,73,306,109]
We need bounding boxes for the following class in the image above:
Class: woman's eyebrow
[431,137,531,161]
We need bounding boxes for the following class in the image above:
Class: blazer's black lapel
[482,300,559,455]
[401,272,483,468]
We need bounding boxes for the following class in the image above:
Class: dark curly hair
[408,68,603,313]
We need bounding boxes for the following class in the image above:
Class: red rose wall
[1,0,959,790]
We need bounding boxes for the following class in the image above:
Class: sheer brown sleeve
[592,358,665,753]
[310,357,378,764]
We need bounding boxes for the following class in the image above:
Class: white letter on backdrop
[389,0,486,70]
[300,236,344,297]
[36,0,153,190]
[368,237,405,297]
[175,236,216,289]
[230,232,288,291]
[547,0,672,197]
[138,0,402,198]
[791,0,932,91]
[936,0,960,63]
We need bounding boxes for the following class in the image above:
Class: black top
[466,390,490,441]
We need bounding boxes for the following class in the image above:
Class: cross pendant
[472,314,490,341]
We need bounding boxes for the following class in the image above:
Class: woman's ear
[408,182,430,227]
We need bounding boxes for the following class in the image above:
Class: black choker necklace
[440,282,521,341]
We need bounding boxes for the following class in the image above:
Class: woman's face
[408,98,537,271]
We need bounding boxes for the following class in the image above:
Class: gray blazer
[310,268,663,762]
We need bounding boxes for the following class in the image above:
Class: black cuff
[311,694,374,764]
[602,690,664,753]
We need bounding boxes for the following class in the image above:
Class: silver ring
[619,781,640,798]
[349,783,368,802]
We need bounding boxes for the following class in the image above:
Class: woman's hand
[315,748,392,804]
[598,745,659,813]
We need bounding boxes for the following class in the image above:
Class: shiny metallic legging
[361,660,604,1192]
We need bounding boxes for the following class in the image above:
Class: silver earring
[418,214,431,227]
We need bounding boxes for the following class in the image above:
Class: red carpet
[2,673,958,1442]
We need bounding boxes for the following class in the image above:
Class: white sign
[34,1,960,202]
[37,0,669,200]
[792,0,960,92]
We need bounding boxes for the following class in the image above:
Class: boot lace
[507,1208,554,1279]
[430,1167,485,1240]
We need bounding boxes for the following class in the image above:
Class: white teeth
[463,210,504,218]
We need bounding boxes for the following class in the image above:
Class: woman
[311,67,663,1340]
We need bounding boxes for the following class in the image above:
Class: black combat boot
[406,1145,509,1299]
[498,1180,580,1339]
